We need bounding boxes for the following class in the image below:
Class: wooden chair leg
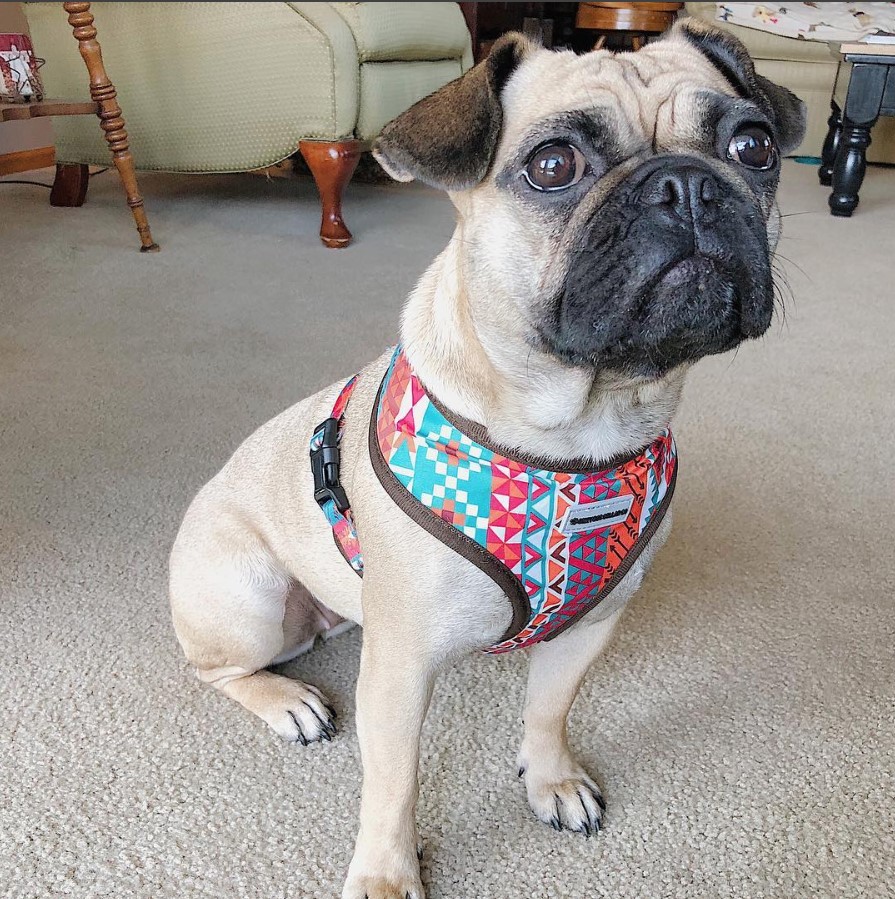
[299,139,361,248]
[49,163,89,207]
[63,2,159,252]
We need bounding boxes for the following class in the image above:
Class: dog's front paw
[343,843,424,899]
[259,680,337,745]
[519,759,606,836]
[342,873,425,899]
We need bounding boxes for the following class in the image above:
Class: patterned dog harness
[310,347,677,653]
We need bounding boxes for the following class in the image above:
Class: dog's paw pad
[262,681,337,745]
[523,766,605,836]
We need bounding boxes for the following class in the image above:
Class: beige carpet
[1,161,893,899]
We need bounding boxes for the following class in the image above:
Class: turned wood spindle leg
[299,139,361,248]
[63,1,159,251]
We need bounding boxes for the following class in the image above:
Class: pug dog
[169,19,805,899]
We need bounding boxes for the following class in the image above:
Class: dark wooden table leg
[829,63,886,217]
[63,2,159,251]
[50,162,89,206]
[818,99,842,186]
[830,123,872,216]
[299,139,361,248]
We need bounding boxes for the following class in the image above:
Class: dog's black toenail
[518,767,525,778]
[304,702,338,742]
[577,790,592,826]
[303,700,332,737]
[588,785,606,811]
[287,711,308,746]
[550,795,564,831]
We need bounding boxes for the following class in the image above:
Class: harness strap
[310,376,363,575]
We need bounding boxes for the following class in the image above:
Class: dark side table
[819,43,895,217]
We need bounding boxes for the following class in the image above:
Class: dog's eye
[523,143,586,191]
[727,126,777,170]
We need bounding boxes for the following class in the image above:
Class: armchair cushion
[357,59,467,140]
[333,2,472,65]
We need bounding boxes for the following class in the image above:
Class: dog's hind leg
[517,609,622,836]
[169,518,337,745]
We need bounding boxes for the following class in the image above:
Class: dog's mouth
[538,248,769,379]
[647,253,743,338]
[654,254,726,290]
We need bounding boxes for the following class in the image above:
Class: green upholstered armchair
[25,2,473,246]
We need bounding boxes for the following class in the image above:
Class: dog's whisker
[773,251,812,283]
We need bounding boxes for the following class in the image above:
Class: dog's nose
[642,166,719,225]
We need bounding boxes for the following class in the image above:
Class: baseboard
[0,146,56,176]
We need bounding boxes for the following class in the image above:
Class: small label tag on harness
[561,494,634,535]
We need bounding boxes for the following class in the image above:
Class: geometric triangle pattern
[326,347,678,654]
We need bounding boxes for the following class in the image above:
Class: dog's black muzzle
[544,155,775,378]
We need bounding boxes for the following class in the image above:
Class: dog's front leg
[518,610,622,836]
[343,614,436,899]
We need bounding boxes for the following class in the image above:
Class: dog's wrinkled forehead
[373,19,805,195]
[496,40,737,163]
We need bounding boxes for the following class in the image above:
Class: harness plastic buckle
[311,417,350,514]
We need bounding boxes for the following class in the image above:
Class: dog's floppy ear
[373,32,535,191]
[671,17,807,153]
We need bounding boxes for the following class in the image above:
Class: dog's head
[374,19,805,380]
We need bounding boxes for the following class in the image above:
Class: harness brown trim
[424,387,647,475]
[368,372,531,645]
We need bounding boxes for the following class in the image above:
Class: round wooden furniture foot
[299,139,361,248]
